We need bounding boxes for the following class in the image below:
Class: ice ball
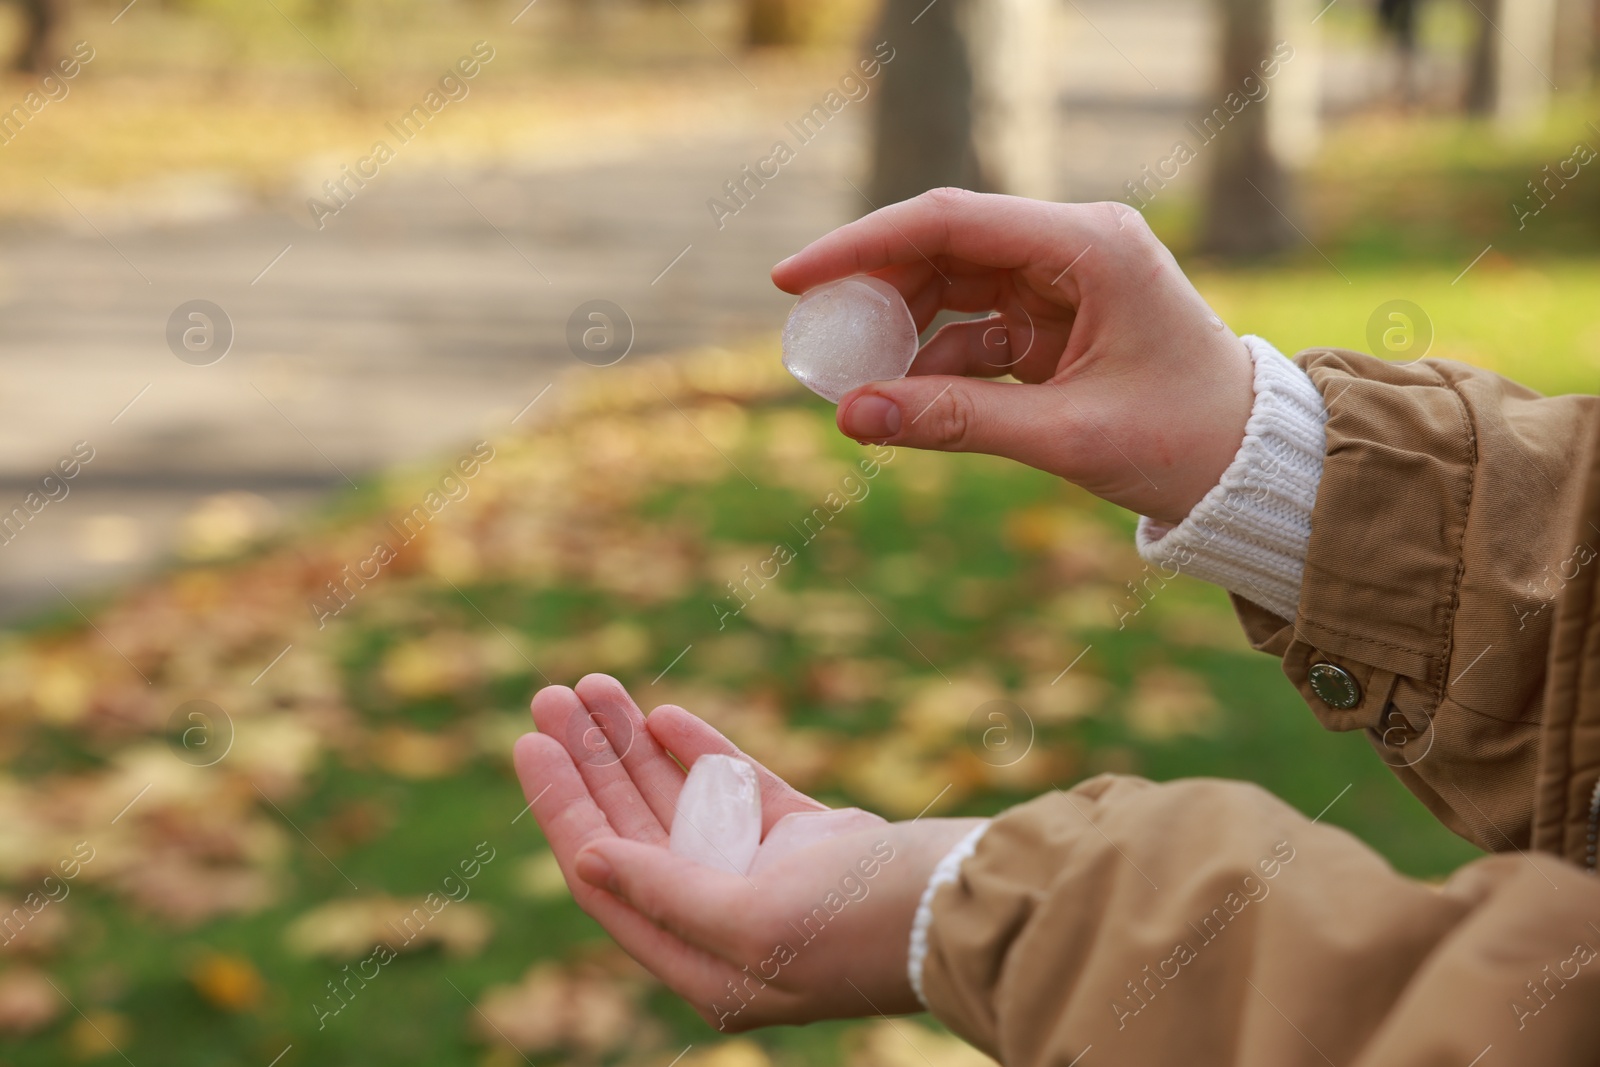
[668,754,762,875]
[781,275,918,403]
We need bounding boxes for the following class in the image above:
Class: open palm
[512,674,932,1028]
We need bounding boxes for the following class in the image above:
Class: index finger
[530,684,666,844]
[770,190,1106,295]
[574,673,686,830]
[512,734,735,999]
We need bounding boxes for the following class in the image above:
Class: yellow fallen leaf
[840,735,967,818]
[380,634,483,699]
[189,952,264,1012]
[849,1019,998,1067]
[470,961,641,1056]
[69,1009,131,1058]
[897,675,1003,748]
[1017,670,1112,724]
[370,727,468,780]
[285,895,493,960]
[1126,667,1221,740]
[512,852,569,902]
[178,492,280,561]
[679,1038,773,1067]
[31,657,90,726]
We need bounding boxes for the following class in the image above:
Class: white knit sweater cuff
[1135,336,1327,622]
[907,820,991,1010]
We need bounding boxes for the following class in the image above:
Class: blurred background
[0,0,1595,1063]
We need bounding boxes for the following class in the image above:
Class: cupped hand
[514,674,984,1030]
[773,189,1255,525]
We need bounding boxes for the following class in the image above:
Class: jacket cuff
[1136,335,1327,621]
[908,820,991,1009]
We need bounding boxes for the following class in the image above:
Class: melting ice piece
[669,754,762,875]
[781,275,918,403]
[749,807,885,876]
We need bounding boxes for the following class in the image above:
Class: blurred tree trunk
[1496,0,1559,131]
[1463,0,1498,114]
[866,0,980,206]
[9,0,62,75]
[1196,0,1300,258]
[745,0,807,46]
[867,0,1060,206]
[1591,0,1600,79]
[1552,0,1594,91]
[1464,0,1560,131]
[962,0,1060,199]
[561,0,607,50]
[1377,0,1422,105]
[1267,0,1322,166]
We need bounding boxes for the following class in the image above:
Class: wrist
[1135,337,1326,620]
[848,817,990,1016]
[906,818,990,1010]
[1156,334,1256,525]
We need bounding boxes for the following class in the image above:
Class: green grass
[1199,260,1600,396]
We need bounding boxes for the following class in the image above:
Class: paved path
[0,108,893,619]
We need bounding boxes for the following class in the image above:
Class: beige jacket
[920,351,1600,1065]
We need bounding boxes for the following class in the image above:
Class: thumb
[836,376,1075,474]
[577,839,752,958]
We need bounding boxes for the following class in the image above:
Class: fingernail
[575,850,618,892]
[842,395,900,439]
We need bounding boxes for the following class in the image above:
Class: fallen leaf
[178,492,280,561]
[189,952,264,1012]
[1126,667,1221,740]
[285,895,492,959]
[840,735,967,818]
[0,968,59,1034]
[848,1019,998,1067]
[0,894,71,956]
[115,854,277,927]
[679,1038,773,1067]
[897,675,1003,748]
[370,726,468,780]
[69,1009,131,1058]
[470,961,642,1056]
[512,852,569,902]
[380,633,485,699]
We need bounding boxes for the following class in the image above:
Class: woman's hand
[773,190,1254,525]
[513,674,985,1030]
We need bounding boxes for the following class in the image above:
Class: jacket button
[1308,663,1361,709]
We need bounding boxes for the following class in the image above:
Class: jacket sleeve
[1230,350,1597,852]
[919,775,1600,1067]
